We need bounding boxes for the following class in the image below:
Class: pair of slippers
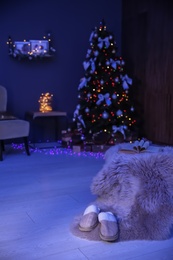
[79,205,119,242]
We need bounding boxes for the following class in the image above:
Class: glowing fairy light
[38,92,53,112]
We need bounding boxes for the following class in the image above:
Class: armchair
[0,85,30,161]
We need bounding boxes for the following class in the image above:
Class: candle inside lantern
[38,92,53,112]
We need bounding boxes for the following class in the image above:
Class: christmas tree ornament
[112,93,117,99]
[81,135,85,140]
[112,125,126,139]
[102,111,109,119]
[122,81,129,90]
[120,74,132,89]
[89,31,95,42]
[83,61,90,70]
[116,110,123,117]
[78,77,90,90]
[96,93,111,106]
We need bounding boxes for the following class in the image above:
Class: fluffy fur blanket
[71,144,173,241]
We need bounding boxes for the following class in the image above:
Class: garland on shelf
[7,32,56,60]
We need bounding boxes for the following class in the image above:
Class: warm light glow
[38,92,53,112]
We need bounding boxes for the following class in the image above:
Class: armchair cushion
[0,85,30,160]
[0,120,30,140]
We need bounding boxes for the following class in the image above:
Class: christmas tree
[73,19,138,144]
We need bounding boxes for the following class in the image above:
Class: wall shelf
[7,33,56,60]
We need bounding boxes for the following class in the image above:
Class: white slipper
[79,205,100,232]
[98,212,119,242]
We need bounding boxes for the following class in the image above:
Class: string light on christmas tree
[38,92,53,112]
[73,19,139,143]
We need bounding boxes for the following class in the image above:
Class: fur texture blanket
[71,144,173,242]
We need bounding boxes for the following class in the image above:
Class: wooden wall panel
[122,0,173,145]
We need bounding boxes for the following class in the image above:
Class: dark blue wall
[0,0,122,141]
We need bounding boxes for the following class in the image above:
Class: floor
[0,144,173,260]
